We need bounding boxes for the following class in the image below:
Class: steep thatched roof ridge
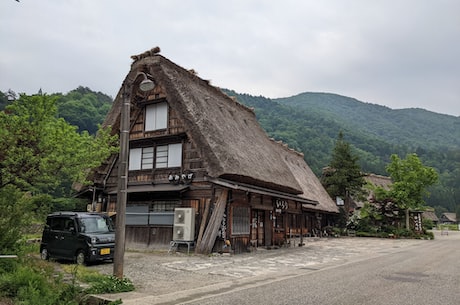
[351,174,393,209]
[159,55,304,193]
[422,210,439,222]
[441,212,457,222]
[365,174,392,189]
[273,139,338,213]
[108,53,303,194]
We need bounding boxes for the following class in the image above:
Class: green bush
[424,231,434,239]
[0,185,33,253]
[394,228,413,237]
[422,218,434,230]
[0,255,135,305]
[438,224,458,231]
[84,275,134,294]
[0,259,81,305]
[61,264,135,295]
[0,257,18,274]
[377,232,389,238]
[355,231,374,237]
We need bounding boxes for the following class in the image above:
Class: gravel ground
[89,236,427,298]
[92,250,229,295]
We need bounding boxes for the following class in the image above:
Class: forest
[224,90,460,217]
[1,87,459,217]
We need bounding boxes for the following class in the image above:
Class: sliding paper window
[145,102,168,131]
[156,143,182,168]
[129,147,154,170]
[129,143,182,170]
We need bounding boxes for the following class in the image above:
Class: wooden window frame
[231,206,250,235]
[145,102,168,131]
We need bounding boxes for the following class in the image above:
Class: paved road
[94,230,459,305]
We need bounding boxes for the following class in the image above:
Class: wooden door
[264,211,272,247]
[251,210,266,247]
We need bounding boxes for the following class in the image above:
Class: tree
[0,93,118,252]
[321,132,366,226]
[0,93,118,195]
[55,86,112,135]
[0,185,32,253]
[385,153,438,229]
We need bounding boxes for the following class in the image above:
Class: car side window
[64,218,76,232]
[49,217,66,231]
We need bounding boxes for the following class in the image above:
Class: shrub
[423,231,434,239]
[0,185,33,253]
[84,275,134,294]
[394,228,413,238]
[61,264,135,295]
[0,260,81,305]
[438,224,458,231]
[355,231,374,237]
[422,218,434,230]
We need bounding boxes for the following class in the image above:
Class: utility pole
[113,84,130,279]
[113,73,155,279]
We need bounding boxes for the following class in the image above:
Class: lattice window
[232,206,250,235]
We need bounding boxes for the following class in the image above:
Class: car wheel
[40,248,49,260]
[76,250,86,265]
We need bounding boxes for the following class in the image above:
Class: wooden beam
[195,198,210,249]
[196,189,228,254]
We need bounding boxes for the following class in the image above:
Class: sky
[1,1,459,116]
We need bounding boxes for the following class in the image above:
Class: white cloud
[1,0,459,116]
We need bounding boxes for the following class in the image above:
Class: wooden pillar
[196,189,228,254]
[196,198,210,249]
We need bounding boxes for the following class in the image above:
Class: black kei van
[40,212,115,265]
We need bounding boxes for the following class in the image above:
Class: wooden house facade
[439,212,458,225]
[79,48,338,254]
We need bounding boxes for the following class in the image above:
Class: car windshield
[78,216,114,233]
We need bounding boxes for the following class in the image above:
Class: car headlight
[91,237,98,244]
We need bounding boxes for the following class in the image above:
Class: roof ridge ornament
[131,46,161,62]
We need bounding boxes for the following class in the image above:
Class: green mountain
[54,86,113,135]
[223,90,460,214]
[276,92,460,151]
[1,87,113,135]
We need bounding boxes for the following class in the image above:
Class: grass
[0,243,134,305]
[61,264,135,294]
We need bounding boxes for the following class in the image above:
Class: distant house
[439,213,457,224]
[421,210,439,226]
[76,48,338,254]
[352,173,393,210]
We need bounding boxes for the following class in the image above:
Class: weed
[61,264,135,294]
[84,275,134,294]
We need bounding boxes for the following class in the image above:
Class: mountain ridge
[274,92,460,151]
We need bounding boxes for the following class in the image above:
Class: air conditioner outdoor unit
[173,208,195,241]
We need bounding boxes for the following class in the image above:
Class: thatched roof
[102,49,335,209]
[422,210,439,222]
[352,174,392,209]
[440,212,457,223]
[276,141,338,213]
[365,174,392,189]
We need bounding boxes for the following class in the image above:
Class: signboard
[275,199,288,210]
[336,197,344,206]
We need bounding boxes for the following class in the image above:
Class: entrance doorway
[251,210,273,247]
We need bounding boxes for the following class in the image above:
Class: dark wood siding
[126,226,172,248]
